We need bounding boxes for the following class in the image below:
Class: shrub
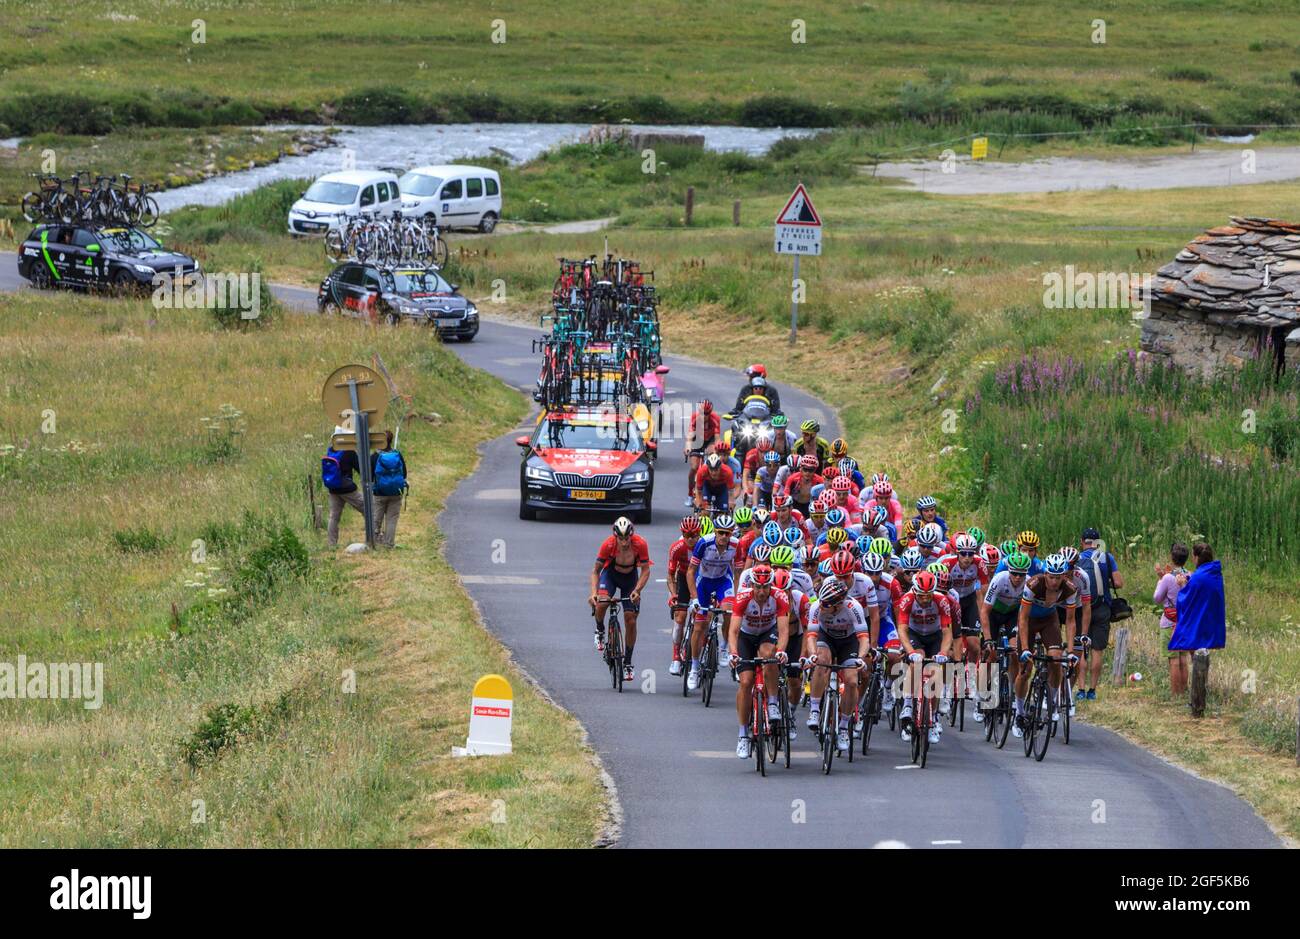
[336,85,421,124]
[232,525,310,598]
[1160,66,1217,83]
[112,527,166,553]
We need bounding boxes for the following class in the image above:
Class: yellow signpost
[971,137,989,160]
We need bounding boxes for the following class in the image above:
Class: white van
[399,165,501,233]
[287,170,403,234]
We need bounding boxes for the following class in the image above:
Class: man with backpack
[371,430,409,547]
[1077,526,1125,700]
[323,426,364,547]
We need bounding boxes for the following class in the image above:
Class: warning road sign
[774,183,821,256]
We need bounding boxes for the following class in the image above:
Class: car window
[101,228,161,251]
[485,177,499,196]
[466,178,483,198]
[389,269,452,294]
[36,226,65,244]
[389,180,400,200]
[364,271,381,290]
[303,181,359,205]
[398,173,441,197]
[535,418,643,452]
[375,182,387,202]
[360,185,375,208]
[440,179,462,200]
[71,229,98,248]
[339,265,365,287]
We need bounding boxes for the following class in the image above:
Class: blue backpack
[321,448,347,490]
[373,450,407,496]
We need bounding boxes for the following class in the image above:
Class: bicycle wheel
[820,692,836,775]
[21,192,43,223]
[701,633,716,707]
[918,697,931,768]
[754,693,767,777]
[1024,678,1042,757]
[909,703,921,764]
[137,195,159,228]
[763,694,779,766]
[1033,685,1052,761]
[608,615,623,693]
[781,688,792,769]
[679,624,692,697]
[1061,672,1072,745]
[433,236,449,269]
[861,672,879,755]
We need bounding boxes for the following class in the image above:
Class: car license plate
[569,489,606,501]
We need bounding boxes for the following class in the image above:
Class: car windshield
[303,181,359,205]
[398,173,442,197]
[537,418,642,451]
[100,227,161,251]
[385,269,452,294]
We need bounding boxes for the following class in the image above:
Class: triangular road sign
[775,184,821,226]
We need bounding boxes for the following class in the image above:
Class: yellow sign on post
[453,674,514,756]
[971,137,989,160]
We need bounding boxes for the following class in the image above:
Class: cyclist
[733,365,781,416]
[895,570,954,746]
[741,437,774,506]
[684,399,721,507]
[685,514,739,690]
[978,549,1032,714]
[859,504,896,543]
[863,478,905,529]
[728,564,791,759]
[731,507,759,566]
[772,453,799,499]
[714,438,742,478]
[862,547,904,714]
[997,530,1044,575]
[802,497,831,544]
[667,516,703,677]
[829,548,881,637]
[1058,545,1091,719]
[834,456,866,492]
[824,475,862,521]
[770,413,797,459]
[803,577,873,753]
[772,567,809,732]
[694,452,738,514]
[753,450,782,508]
[911,495,947,539]
[768,544,814,596]
[590,516,653,682]
[915,522,946,561]
[1015,553,1080,735]
[784,454,824,516]
[828,437,851,467]
[940,532,990,720]
[795,419,831,469]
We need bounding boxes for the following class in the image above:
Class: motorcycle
[722,395,774,463]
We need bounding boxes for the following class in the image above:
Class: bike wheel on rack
[138,196,159,228]
[434,236,449,269]
[21,192,44,223]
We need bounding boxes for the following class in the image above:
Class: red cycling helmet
[771,492,790,509]
[700,399,713,413]
[831,475,852,492]
[872,480,893,498]
[680,516,702,535]
[799,454,819,471]
[771,568,792,591]
[911,571,938,595]
[756,436,773,452]
[749,564,775,587]
[829,549,856,577]
[713,439,730,454]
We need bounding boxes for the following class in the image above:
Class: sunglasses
[957,550,976,557]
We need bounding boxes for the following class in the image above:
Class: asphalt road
[0,251,1280,849]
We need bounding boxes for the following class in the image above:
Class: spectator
[371,430,409,547]
[323,426,363,547]
[1169,542,1226,660]
[1078,526,1124,700]
[1154,543,1192,695]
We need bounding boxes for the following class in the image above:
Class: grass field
[2,1,1300,137]
[0,292,605,846]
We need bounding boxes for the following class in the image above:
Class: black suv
[316,262,478,340]
[17,223,199,292]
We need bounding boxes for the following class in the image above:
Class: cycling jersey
[896,592,953,636]
[983,570,1023,614]
[691,534,737,578]
[771,508,805,530]
[995,555,1044,577]
[866,572,898,626]
[695,464,735,493]
[731,588,790,637]
[859,521,897,544]
[596,534,650,572]
[789,589,810,632]
[910,514,948,537]
[754,465,780,496]
[734,529,759,567]
[1021,574,1079,617]
[808,597,869,640]
[941,554,990,598]
[1071,569,1092,604]
[687,411,720,451]
[667,538,693,578]
[845,572,879,609]
[794,436,830,468]
[862,496,904,528]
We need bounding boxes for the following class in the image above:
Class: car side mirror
[514,435,531,448]
[655,365,670,375]
[449,284,460,292]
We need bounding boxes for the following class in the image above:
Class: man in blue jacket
[323,426,364,547]
[1169,542,1226,652]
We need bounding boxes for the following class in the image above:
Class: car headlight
[133,264,155,275]
[740,424,755,438]
[525,465,553,482]
[623,469,649,484]
[466,303,478,316]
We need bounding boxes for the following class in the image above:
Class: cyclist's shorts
[880,621,900,650]
[1025,614,1062,648]
[699,481,730,512]
[736,630,777,673]
[694,574,734,611]
[783,630,804,677]
[959,592,981,635]
[669,572,691,611]
[598,566,640,612]
[989,607,1017,641]
[907,628,944,659]
[814,633,859,666]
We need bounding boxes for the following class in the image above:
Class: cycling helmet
[838,457,858,474]
[825,507,847,527]
[817,558,835,577]
[749,564,775,587]
[902,519,919,540]
[869,537,893,557]
[911,571,938,596]
[700,399,713,414]
[999,539,1017,558]
[818,577,849,605]
[933,568,952,591]
[800,419,820,434]
[762,521,783,546]
[809,501,827,517]
[1059,546,1080,567]
[747,363,768,379]
[967,526,986,547]
[954,532,978,553]
[1017,530,1040,549]
[798,454,819,471]
[768,545,795,568]
[829,549,856,577]
[917,523,942,548]
[680,516,702,535]
[700,516,714,536]
[868,505,888,528]
[831,475,852,492]
[771,414,788,429]
[752,507,770,526]
[871,472,890,486]
[749,542,772,563]
[786,454,800,470]
[713,440,730,454]
[1006,551,1032,574]
[899,547,926,572]
[830,438,849,459]
[783,526,803,547]
[714,514,736,532]
[981,543,1002,567]
[733,506,753,526]
[854,535,873,556]
[916,495,937,511]
[771,492,791,509]
[771,568,792,591]
[872,480,893,498]
[862,551,886,574]
[756,436,773,452]
[763,450,780,465]
[825,527,849,547]
[1044,553,1068,575]
[704,453,722,470]
[612,517,634,537]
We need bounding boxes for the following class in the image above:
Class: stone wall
[1140,299,1295,377]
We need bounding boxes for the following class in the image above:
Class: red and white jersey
[1071,569,1092,605]
[732,588,790,636]
[896,591,954,636]
[667,538,693,578]
[845,572,879,609]
[808,596,869,639]
[789,589,811,633]
[771,509,805,532]
[941,555,990,598]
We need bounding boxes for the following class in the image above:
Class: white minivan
[399,165,501,233]
[287,170,403,234]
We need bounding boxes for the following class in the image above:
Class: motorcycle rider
[732,364,782,416]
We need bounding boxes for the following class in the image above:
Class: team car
[316,261,479,340]
[17,223,200,292]
[516,405,657,523]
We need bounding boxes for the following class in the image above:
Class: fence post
[684,186,694,226]
[732,200,740,226]
[1109,627,1130,685]
[1190,649,1211,717]
[307,472,322,529]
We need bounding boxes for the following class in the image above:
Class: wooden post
[732,200,740,226]
[1190,649,1211,717]
[1294,695,1299,766]
[308,472,322,529]
[1110,627,1130,685]
[684,186,694,226]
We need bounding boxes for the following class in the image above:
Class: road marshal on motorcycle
[774,183,821,345]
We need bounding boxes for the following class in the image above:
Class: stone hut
[1139,216,1300,376]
